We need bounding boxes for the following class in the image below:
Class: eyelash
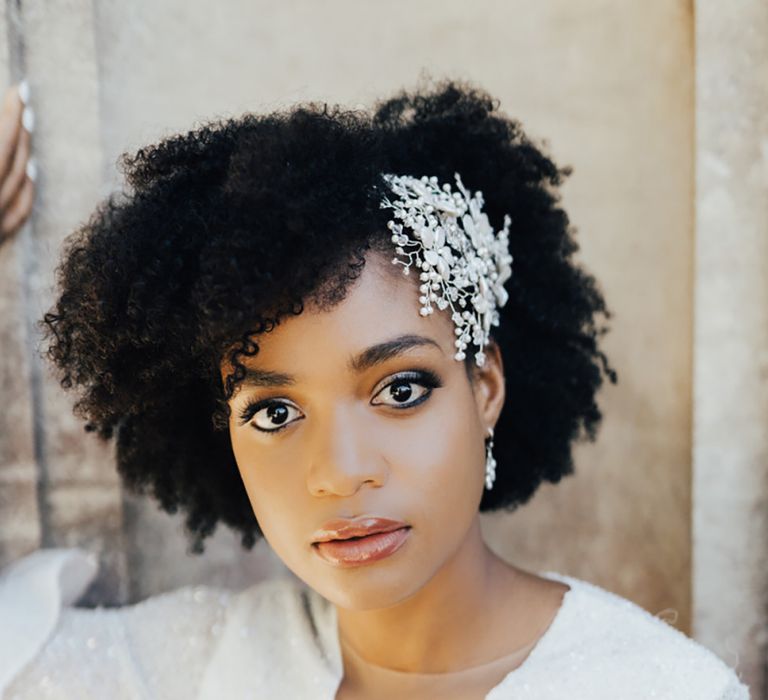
[236,369,443,433]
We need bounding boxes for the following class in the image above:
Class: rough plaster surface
[0,0,40,564]
[1,0,127,604]
[0,1,760,694]
[693,1,768,694]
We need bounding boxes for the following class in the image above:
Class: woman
[0,78,748,699]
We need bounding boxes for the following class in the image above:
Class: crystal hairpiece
[379,172,513,367]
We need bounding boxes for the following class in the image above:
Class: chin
[323,579,421,611]
[303,558,434,611]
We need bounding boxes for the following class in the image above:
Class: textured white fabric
[0,547,750,699]
[0,548,98,695]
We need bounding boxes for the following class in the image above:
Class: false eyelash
[237,397,293,427]
[371,369,443,407]
[236,368,443,430]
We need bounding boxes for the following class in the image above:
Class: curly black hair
[40,77,617,554]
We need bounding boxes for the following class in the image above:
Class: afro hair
[40,77,618,554]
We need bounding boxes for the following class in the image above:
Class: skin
[0,83,34,243]
[222,249,570,695]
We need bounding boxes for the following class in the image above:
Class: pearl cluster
[379,172,513,367]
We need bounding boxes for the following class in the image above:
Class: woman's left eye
[371,370,442,409]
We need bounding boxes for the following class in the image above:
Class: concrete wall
[0,0,762,694]
[693,2,768,695]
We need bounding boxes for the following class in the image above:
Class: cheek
[388,410,477,487]
[229,430,303,542]
[385,386,484,530]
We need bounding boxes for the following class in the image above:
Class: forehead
[224,251,455,376]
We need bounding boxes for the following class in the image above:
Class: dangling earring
[484,426,497,490]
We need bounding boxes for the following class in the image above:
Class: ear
[469,340,506,432]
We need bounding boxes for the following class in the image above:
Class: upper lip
[311,516,410,544]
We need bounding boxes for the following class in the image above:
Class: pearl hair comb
[379,172,513,367]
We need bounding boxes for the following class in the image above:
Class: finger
[0,85,24,183]
[0,175,34,239]
[0,124,31,212]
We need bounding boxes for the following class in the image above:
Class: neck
[334,516,522,674]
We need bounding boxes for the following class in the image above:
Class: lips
[311,516,409,544]
[313,526,411,567]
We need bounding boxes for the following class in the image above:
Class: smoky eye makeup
[369,368,443,407]
[235,367,444,433]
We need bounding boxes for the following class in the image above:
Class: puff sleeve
[1,548,231,700]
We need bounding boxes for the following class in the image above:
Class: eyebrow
[240,334,443,389]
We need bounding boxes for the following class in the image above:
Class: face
[222,250,505,610]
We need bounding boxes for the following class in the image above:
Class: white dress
[0,548,750,700]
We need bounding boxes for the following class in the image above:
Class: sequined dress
[0,548,750,699]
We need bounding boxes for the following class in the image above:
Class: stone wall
[693,2,768,695]
[0,0,762,694]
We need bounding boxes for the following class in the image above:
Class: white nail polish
[26,157,37,182]
[18,79,30,106]
[22,106,34,133]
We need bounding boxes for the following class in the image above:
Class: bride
[0,77,748,699]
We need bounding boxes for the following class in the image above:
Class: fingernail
[26,157,37,182]
[22,106,34,133]
[18,78,30,106]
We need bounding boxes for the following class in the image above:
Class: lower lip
[313,527,411,567]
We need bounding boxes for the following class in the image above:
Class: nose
[306,400,387,497]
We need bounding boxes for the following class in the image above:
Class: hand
[0,81,35,244]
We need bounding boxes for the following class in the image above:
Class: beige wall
[0,0,762,694]
[694,2,768,696]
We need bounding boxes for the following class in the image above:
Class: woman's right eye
[242,400,304,433]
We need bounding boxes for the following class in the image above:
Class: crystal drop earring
[484,426,497,490]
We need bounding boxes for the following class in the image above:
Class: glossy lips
[311,516,411,567]
[313,527,411,567]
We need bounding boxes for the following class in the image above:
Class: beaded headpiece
[379,172,513,367]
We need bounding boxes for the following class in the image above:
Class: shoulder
[223,573,317,623]
[517,571,750,700]
[0,548,233,700]
[205,574,332,657]
[196,576,343,699]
